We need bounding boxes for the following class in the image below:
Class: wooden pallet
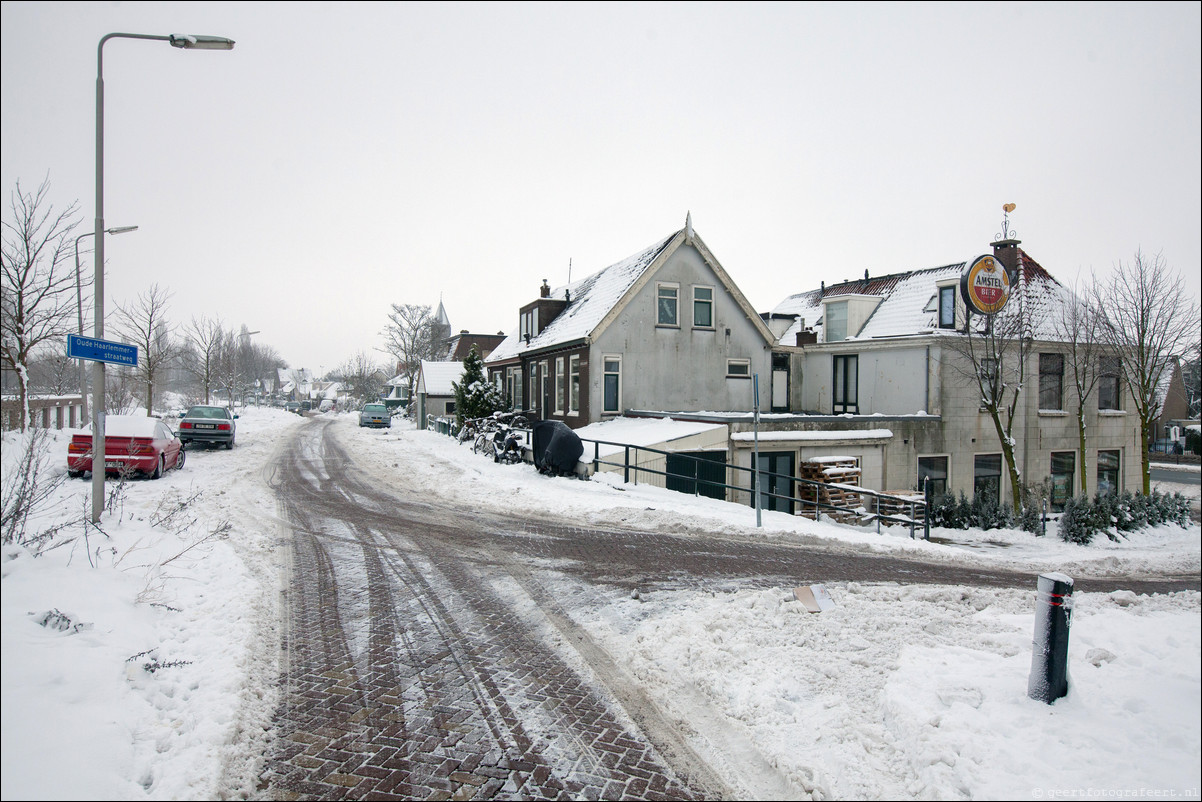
[796,457,864,523]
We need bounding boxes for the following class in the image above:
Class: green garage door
[666,452,728,500]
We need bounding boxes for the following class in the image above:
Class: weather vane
[996,203,1017,241]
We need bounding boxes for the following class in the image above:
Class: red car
[67,415,186,479]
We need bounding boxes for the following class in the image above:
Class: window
[520,309,536,342]
[1050,452,1075,512]
[528,362,538,414]
[657,284,678,326]
[1097,450,1120,495]
[938,286,956,329]
[726,359,751,378]
[1098,356,1121,411]
[825,301,847,342]
[832,354,858,414]
[554,357,565,414]
[974,454,1002,502]
[1039,353,1064,410]
[693,286,713,328]
[918,455,948,497]
[568,355,580,414]
[603,356,621,413]
[539,360,550,417]
[506,366,523,410]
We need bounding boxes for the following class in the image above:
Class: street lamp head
[169,34,236,50]
[106,225,138,235]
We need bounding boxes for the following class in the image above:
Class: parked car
[177,405,237,449]
[67,415,185,479]
[359,403,391,428]
[284,401,302,414]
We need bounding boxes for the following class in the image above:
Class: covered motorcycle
[531,420,584,477]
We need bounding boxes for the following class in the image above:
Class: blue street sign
[67,334,138,367]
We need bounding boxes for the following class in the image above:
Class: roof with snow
[417,360,465,397]
[771,249,1075,344]
[487,233,675,363]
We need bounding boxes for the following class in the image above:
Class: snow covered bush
[1,427,69,554]
[452,343,503,424]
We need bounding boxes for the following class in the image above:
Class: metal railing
[580,437,929,539]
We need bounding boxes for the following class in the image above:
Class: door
[755,451,795,514]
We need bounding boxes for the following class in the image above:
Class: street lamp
[73,225,137,421]
[91,32,234,524]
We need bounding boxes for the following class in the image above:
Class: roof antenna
[565,258,572,302]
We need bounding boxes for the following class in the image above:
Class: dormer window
[939,286,956,328]
[520,309,537,342]
[825,301,847,342]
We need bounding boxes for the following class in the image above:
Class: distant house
[439,330,507,362]
[484,215,776,429]
[415,360,465,430]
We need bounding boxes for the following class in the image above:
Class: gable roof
[771,248,1074,344]
[487,223,774,363]
[417,360,465,396]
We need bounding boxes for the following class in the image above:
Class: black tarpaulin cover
[531,420,584,476]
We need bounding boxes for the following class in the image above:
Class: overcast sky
[3,1,1199,377]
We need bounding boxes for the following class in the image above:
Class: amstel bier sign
[960,254,1012,316]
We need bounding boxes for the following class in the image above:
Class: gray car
[359,403,391,428]
[178,405,237,448]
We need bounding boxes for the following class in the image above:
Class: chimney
[991,238,1022,283]
[540,279,551,298]
[796,329,817,346]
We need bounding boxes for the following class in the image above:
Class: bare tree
[115,284,179,416]
[947,303,1035,514]
[333,350,385,405]
[1053,285,1106,494]
[382,303,441,399]
[1094,250,1200,494]
[183,315,225,404]
[1,177,81,430]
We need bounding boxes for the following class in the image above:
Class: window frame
[692,285,714,329]
[832,354,859,414]
[918,455,949,497]
[1097,449,1121,495]
[824,300,848,342]
[568,354,580,415]
[554,356,565,415]
[973,453,1003,502]
[1050,451,1076,512]
[1098,356,1122,411]
[1039,352,1065,411]
[938,285,956,329]
[602,355,622,414]
[656,283,679,328]
[726,358,751,379]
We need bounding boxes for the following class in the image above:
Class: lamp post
[73,225,137,422]
[91,32,235,524]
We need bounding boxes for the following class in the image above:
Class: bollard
[1027,572,1074,704]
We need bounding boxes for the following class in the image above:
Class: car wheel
[68,469,83,479]
[176,449,186,470]
[225,438,234,450]
[150,456,164,480]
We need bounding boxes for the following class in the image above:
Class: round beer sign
[960,254,1012,315]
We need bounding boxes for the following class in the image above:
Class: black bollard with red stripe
[1028,572,1074,704]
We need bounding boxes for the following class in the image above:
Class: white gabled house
[415,360,465,430]
[748,239,1149,510]
[484,215,777,428]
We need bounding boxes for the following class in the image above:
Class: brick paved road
[259,419,1199,800]
[260,420,721,800]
